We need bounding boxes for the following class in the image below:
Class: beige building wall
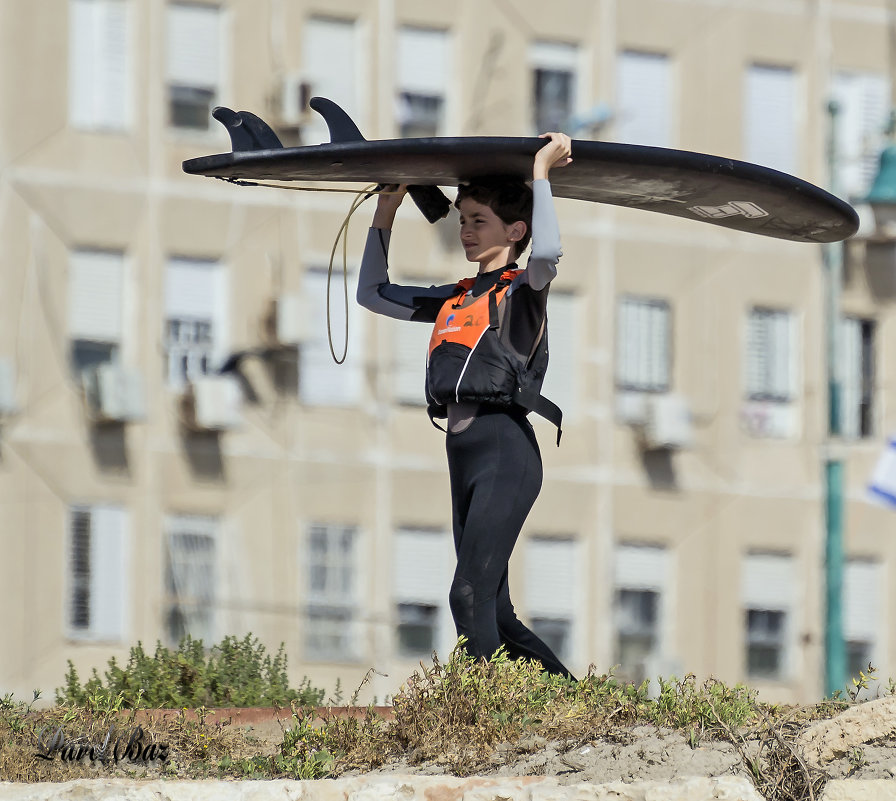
[1,0,894,706]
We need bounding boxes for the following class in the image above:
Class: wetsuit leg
[445,409,573,678]
[495,569,575,679]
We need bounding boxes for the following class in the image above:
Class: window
[844,559,881,682]
[616,50,672,147]
[304,523,358,661]
[69,0,130,130]
[165,515,216,645]
[393,527,453,657]
[614,543,668,680]
[616,588,659,668]
[525,537,577,663]
[746,609,786,678]
[616,296,670,392]
[67,505,129,640]
[831,71,889,200]
[166,3,222,131]
[745,307,795,402]
[840,317,875,439]
[397,27,449,137]
[164,257,227,390]
[68,250,124,377]
[299,269,364,406]
[300,17,359,145]
[397,603,438,656]
[742,552,793,681]
[745,64,798,174]
[530,41,578,134]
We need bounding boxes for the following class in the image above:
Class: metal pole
[823,99,846,697]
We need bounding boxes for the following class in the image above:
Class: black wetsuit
[357,180,574,679]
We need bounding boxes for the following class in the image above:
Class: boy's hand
[372,184,407,228]
[533,132,573,180]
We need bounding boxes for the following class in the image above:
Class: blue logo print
[446,313,455,326]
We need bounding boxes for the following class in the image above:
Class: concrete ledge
[0,775,763,801]
[821,779,896,800]
[2,775,895,801]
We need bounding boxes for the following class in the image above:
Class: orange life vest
[425,269,562,443]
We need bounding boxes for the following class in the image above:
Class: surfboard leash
[216,178,403,366]
[324,184,379,364]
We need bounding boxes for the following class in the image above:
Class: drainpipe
[823,99,846,698]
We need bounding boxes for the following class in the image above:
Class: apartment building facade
[1,0,895,705]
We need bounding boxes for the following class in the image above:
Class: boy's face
[457,197,523,268]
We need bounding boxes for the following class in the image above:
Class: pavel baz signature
[35,724,169,763]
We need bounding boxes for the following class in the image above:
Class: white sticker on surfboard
[689,201,769,219]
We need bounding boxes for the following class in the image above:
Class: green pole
[823,100,846,697]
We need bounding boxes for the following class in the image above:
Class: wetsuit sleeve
[356,227,457,322]
[524,179,562,291]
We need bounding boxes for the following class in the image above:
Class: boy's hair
[455,178,533,259]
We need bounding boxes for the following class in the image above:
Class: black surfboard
[182,97,858,244]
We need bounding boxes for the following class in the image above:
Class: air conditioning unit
[642,393,694,450]
[187,375,242,431]
[277,76,312,126]
[0,358,17,416]
[274,292,309,346]
[83,364,146,423]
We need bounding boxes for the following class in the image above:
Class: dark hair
[454,178,533,259]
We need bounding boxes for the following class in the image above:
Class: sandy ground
[236,718,896,786]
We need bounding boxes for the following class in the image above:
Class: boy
[357,133,574,678]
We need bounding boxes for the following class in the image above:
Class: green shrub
[56,634,325,710]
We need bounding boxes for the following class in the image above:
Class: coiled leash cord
[217,178,399,364]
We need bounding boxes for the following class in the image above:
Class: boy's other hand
[534,133,573,180]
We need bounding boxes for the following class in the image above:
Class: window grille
[165,516,217,645]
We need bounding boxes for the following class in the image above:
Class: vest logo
[446,313,455,326]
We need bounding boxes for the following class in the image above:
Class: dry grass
[2,644,890,801]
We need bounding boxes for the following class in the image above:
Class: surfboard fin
[309,96,451,224]
[212,107,284,151]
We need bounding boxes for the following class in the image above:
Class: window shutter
[617,51,672,147]
[525,537,576,617]
[839,317,861,439]
[393,529,452,603]
[832,72,889,199]
[398,27,449,96]
[542,292,577,417]
[167,3,221,89]
[392,318,430,405]
[165,258,228,365]
[844,559,880,643]
[770,311,793,400]
[745,65,797,173]
[742,552,793,610]
[69,509,92,631]
[89,506,128,640]
[301,17,359,145]
[617,297,669,391]
[745,311,767,398]
[615,543,668,591]
[69,250,124,342]
[299,270,364,406]
[69,0,130,129]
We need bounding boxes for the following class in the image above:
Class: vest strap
[516,386,563,446]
